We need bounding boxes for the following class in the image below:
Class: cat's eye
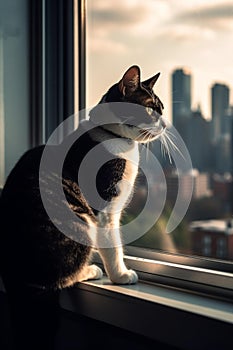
[146,107,154,115]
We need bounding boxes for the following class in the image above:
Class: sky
[86,0,233,121]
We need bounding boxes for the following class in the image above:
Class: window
[0,0,232,294]
[0,2,232,348]
[202,235,212,256]
[0,0,75,185]
[0,0,30,187]
[85,0,233,297]
[217,237,227,259]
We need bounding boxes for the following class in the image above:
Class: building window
[217,237,227,258]
[202,235,212,256]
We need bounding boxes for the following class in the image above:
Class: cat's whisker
[135,129,149,142]
[166,129,177,139]
[162,144,167,159]
[165,130,180,147]
[160,136,166,158]
[159,133,171,163]
[135,133,143,141]
[146,140,150,161]
[142,132,150,143]
[164,131,185,159]
[120,116,134,125]
[162,138,167,158]
[142,126,159,132]
[142,126,154,130]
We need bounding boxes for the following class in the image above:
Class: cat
[0,65,165,348]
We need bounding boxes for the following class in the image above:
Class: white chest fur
[89,124,140,219]
[103,138,139,215]
[104,138,139,180]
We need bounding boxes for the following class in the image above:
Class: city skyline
[87,0,233,121]
[171,67,232,125]
[170,67,233,175]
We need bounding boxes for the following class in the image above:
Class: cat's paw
[90,264,103,280]
[79,264,103,282]
[110,269,138,285]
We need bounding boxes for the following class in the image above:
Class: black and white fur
[0,65,166,289]
[62,64,166,285]
[0,65,165,347]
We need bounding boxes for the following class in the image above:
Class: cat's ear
[119,65,140,96]
[142,72,160,90]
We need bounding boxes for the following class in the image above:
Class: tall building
[211,83,230,141]
[222,106,233,136]
[216,134,232,174]
[171,68,192,131]
[187,106,212,171]
[231,109,233,173]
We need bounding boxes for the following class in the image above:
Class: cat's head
[90,65,166,143]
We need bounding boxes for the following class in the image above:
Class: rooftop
[190,219,233,235]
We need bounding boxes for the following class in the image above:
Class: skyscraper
[172,68,192,130]
[211,83,230,141]
[187,107,211,171]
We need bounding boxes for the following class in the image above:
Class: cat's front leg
[98,245,138,285]
[96,212,138,284]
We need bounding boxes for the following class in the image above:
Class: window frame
[124,246,233,301]
[91,246,233,302]
[30,0,75,144]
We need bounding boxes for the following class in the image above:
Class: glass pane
[86,0,233,263]
[0,0,30,187]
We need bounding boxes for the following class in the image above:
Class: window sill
[60,276,233,350]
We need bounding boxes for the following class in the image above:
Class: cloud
[153,2,233,44]
[89,3,148,29]
[175,2,233,29]
[88,0,171,36]
[87,0,233,55]
[157,25,215,43]
[87,37,127,54]
[87,0,173,55]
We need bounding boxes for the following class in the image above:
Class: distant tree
[126,202,190,253]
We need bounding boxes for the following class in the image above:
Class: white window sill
[60,276,233,350]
